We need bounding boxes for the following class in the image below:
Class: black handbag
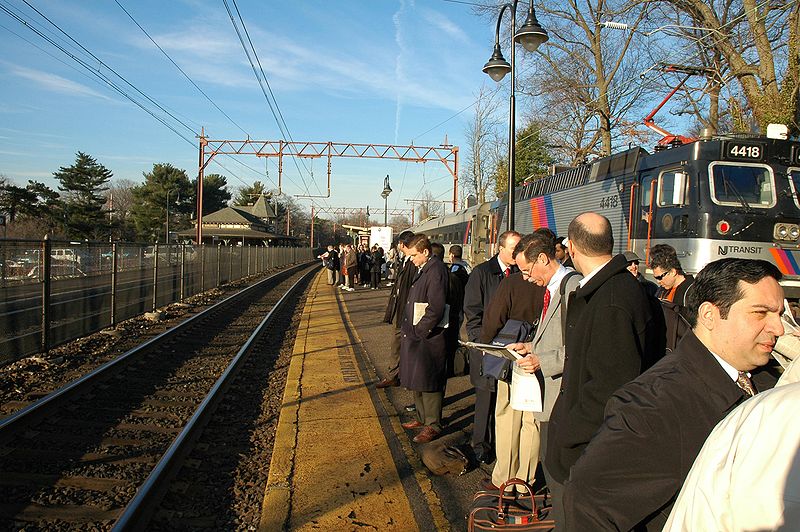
[480,319,537,382]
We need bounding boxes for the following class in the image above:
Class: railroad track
[0,264,318,530]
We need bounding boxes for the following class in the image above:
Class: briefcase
[468,478,554,531]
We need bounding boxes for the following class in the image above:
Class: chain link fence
[0,239,312,364]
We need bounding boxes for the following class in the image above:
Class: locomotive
[409,125,800,297]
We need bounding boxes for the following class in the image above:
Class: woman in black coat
[369,245,383,289]
[399,235,449,443]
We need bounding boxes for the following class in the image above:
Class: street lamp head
[381,174,392,199]
[515,7,549,52]
[483,43,511,82]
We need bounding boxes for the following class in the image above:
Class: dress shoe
[412,426,440,443]
[376,376,400,389]
[401,419,423,429]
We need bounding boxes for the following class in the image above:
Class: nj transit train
[409,126,800,298]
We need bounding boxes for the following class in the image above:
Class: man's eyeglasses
[653,270,670,281]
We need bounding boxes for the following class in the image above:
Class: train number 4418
[600,195,619,209]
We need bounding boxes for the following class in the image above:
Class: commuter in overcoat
[400,235,449,442]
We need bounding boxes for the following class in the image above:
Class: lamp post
[483,1,548,231]
[381,175,392,227]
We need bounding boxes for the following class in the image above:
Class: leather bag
[468,478,554,531]
[480,319,537,383]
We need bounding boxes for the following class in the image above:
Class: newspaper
[412,302,450,328]
[459,340,523,361]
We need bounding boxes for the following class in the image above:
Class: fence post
[180,244,186,301]
[216,243,222,287]
[111,242,118,326]
[200,244,205,292]
[228,245,233,283]
[152,243,159,311]
[247,245,251,277]
[41,235,52,353]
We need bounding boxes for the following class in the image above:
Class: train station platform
[261,272,489,531]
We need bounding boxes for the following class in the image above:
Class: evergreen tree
[53,152,113,239]
[492,121,555,199]
[131,163,193,242]
[233,181,267,205]
[191,173,231,214]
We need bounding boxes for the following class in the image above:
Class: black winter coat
[546,253,666,484]
[399,255,449,392]
[563,331,760,531]
[383,257,417,327]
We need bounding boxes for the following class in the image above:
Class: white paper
[412,302,449,328]
[509,363,543,412]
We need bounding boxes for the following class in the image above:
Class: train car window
[641,177,654,208]
[709,162,775,208]
[788,168,800,209]
[657,170,688,206]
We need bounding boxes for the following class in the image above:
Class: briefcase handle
[496,478,538,520]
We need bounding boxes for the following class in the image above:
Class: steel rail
[112,265,319,530]
[0,261,315,437]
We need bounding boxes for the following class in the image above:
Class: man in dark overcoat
[399,234,450,444]
[563,258,784,530]
[378,231,416,388]
[462,230,521,462]
[545,212,665,525]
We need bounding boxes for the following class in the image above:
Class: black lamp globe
[482,44,511,82]
[515,9,549,52]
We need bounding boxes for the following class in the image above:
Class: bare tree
[655,0,799,133]
[417,190,445,221]
[463,86,503,204]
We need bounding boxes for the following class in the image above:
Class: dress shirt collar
[708,350,748,382]
[497,255,511,274]
[578,259,611,288]
[546,264,571,297]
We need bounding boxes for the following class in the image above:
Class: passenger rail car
[410,201,492,266]
[412,128,800,297]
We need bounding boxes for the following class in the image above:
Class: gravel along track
[0,265,316,531]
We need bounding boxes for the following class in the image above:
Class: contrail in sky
[392,0,412,144]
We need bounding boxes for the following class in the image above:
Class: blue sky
[0,0,503,218]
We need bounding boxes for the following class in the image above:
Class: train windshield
[708,162,775,209]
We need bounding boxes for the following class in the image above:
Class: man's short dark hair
[648,244,684,273]
[513,233,536,258]
[684,258,783,327]
[498,230,522,249]
[397,230,415,247]
[431,242,445,259]
[450,244,463,259]
[408,234,432,253]
[522,228,558,262]
[568,215,613,256]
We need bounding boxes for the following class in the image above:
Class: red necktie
[541,289,551,320]
[504,268,510,278]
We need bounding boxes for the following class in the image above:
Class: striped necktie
[736,371,756,397]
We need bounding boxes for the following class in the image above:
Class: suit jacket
[463,255,517,390]
[530,268,582,422]
[383,256,417,327]
[563,331,763,531]
[546,254,666,483]
[399,255,449,392]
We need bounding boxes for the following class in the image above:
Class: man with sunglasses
[624,250,658,297]
[649,244,694,306]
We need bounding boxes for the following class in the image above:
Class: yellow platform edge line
[258,272,317,531]
[339,291,450,531]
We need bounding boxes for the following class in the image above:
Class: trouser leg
[419,391,443,432]
[326,269,334,284]
[517,411,540,488]
[387,327,401,380]
[540,421,565,528]
[471,387,496,452]
[492,381,521,486]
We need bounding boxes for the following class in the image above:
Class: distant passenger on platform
[378,231,417,389]
[555,236,573,269]
[318,245,340,285]
[563,258,783,531]
[431,243,469,379]
[338,244,347,287]
[400,234,450,443]
[624,250,658,297]
[342,244,357,292]
[504,228,581,495]
[448,245,471,275]
[385,242,398,285]
[369,244,383,290]
[649,243,694,306]
[545,213,665,526]
[463,230,521,464]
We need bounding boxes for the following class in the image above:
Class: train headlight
[774,223,800,241]
[716,220,730,235]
